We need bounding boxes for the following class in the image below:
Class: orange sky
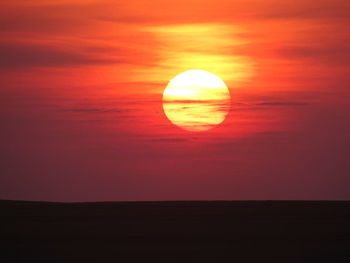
[1,0,350,201]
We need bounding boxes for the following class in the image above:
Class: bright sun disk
[162,70,231,131]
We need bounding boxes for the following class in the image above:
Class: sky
[1,0,350,201]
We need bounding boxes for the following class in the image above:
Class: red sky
[1,0,350,201]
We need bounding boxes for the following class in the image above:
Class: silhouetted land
[1,200,350,262]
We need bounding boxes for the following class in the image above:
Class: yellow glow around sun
[139,23,254,88]
[163,70,231,131]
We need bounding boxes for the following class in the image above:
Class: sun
[162,70,231,131]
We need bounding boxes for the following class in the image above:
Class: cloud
[231,95,311,109]
[2,0,349,32]
[95,0,350,25]
[60,107,129,114]
[256,102,309,106]
[259,0,350,20]
[0,42,121,69]
[279,42,350,66]
[150,138,189,143]
[0,3,90,34]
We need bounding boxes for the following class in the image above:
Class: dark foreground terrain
[1,200,350,262]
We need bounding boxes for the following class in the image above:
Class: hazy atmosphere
[1,0,350,201]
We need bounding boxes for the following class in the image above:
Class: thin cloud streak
[0,42,121,69]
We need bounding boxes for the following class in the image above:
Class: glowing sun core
[162,70,231,132]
